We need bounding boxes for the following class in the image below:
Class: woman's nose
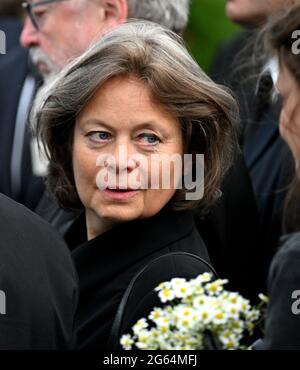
[113,143,138,173]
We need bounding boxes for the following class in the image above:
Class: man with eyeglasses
[21,0,123,80]
[20,0,189,80]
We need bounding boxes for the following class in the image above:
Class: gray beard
[29,47,60,82]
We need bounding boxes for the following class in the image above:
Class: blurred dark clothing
[255,232,300,350]
[0,193,78,349]
[211,30,294,273]
[195,152,265,301]
[0,46,45,210]
[210,30,254,132]
[36,152,265,302]
[0,18,22,55]
[243,103,294,266]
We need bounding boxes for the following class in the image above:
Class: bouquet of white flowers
[120,272,266,350]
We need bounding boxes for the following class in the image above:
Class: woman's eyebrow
[79,119,114,131]
[132,121,169,136]
[79,119,170,136]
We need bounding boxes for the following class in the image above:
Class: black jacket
[0,46,44,210]
[69,208,211,350]
[0,194,78,349]
[255,232,300,350]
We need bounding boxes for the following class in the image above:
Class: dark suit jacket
[0,194,78,349]
[0,46,44,209]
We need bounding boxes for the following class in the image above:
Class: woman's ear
[100,0,128,28]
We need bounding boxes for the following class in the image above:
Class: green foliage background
[185,0,240,72]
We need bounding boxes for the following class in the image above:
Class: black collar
[72,208,195,292]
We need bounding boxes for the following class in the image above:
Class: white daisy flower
[132,318,148,335]
[158,286,176,303]
[120,334,134,350]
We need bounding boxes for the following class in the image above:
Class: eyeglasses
[22,0,69,30]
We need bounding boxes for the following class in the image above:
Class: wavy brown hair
[32,21,239,213]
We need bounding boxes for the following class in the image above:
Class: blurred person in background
[18,0,264,301]
[211,0,299,282]
[253,4,300,349]
[0,0,42,211]
[20,0,189,82]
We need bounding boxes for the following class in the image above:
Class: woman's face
[73,75,183,238]
[276,63,300,170]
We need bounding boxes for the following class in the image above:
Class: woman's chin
[99,205,144,224]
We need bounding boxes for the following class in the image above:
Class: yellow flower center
[216,312,224,319]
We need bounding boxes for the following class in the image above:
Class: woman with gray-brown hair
[32,20,239,349]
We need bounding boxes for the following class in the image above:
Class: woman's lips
[102,188,141,200]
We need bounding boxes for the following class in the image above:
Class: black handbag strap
[107,252,218,350]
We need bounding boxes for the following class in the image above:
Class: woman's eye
[88,131,111,142]
[138,133,160,145]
